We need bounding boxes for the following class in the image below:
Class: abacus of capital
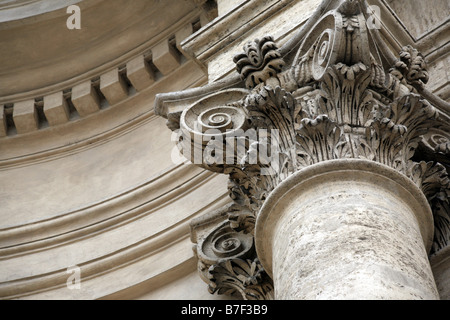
[155,0,450,300]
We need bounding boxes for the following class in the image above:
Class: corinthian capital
[155,0,450,298]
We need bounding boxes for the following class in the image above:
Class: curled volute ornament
[179,89,249,135]
[190,205,274,300]
[292,5,371,85]
[196,222,254,266]
[177,89,250,172]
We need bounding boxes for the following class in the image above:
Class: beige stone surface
[0,0,199,98]
[217,0,244,16]
[431,246,450,300]
[182,0,321,82]
[43,91,70,126]
[0,61,206,161]
[0,171,230,297]
[175,23,194,54]
[71,80,100,117]
[126,55,156,92]
[384,0,449,39]
[136,269,237,300]
[12,99,38,134]
[0,105,7,137]
[427,52,450,101]
[0,117,172,226]
[0,0,220,300]
[100,68,129,105]
[152,39,182,76]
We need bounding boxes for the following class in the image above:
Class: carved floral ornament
[155,0,450,300]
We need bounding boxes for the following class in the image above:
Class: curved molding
[358,1,450,114]
[154,0,338,115]
[0,165,217,257]
[181,0,297,65]
[0,0,83,23]
[0,193,231,299]
[0,108,157,169]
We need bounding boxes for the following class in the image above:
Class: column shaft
[256,160,439,299]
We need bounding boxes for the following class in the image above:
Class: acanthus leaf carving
[432,188,450,253]
[296,115,342,168]
[234,36,286,90]
[390,45,430,91]
[207,258,274,300]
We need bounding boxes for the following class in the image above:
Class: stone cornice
[0,0,217,140]
[0,61,205,167]
[181,0,297,67]
[0,0,84,24]
[156,0,450,116]
[0,0,200,97]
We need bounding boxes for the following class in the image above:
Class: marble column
[256,159,440,300]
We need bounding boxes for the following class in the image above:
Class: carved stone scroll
[191,204,274,300]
